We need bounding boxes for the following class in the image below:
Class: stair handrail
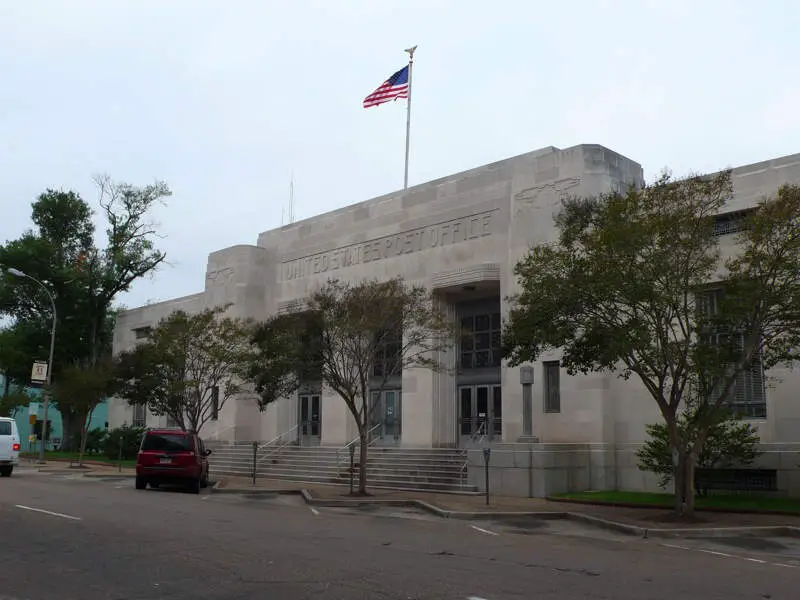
[469,420,487,445]
[256,424,299,467]
[335,423,382,470]
[205,423,237,443]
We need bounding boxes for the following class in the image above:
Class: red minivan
[135,429,212,493]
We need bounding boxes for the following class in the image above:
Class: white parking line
[470,525,498,536]
[15,504,81,521]
[310,507,320,516]
[661,543,797,569]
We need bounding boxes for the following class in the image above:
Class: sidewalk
[26,458,135,477]
[215,475,800,532]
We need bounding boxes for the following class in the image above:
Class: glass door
[299,394,321,445]
[370,390,402,444]
[458,384,502,445]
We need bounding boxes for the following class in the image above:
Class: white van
[0,417,21,477]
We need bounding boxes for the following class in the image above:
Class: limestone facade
[110,144,800,495]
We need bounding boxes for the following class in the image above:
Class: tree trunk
[683,452,698,517]
[2,374,9,399]
[358,429,368,495]
[59,409,82,452]
[77,407,95,467]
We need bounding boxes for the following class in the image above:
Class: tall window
[132,404,146,427]
[373,328,402,377]
[696,288,766,418]
[460,313,502,369]
[712,209,755,237]
[133,326,151,340]
[543,360,561,413]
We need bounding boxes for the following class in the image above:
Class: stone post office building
[110,144,800,496]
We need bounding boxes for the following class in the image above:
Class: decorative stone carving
[205,267,235,285]
[514,177,582,213]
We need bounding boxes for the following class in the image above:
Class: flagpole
[403,45,417,191]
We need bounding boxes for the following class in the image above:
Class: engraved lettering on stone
[206,267,235,284]
[282,210,496,280]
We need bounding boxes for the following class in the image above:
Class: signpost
[482,447,491,506]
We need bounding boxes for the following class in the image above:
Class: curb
[547,496,800,518]
[210,481,300,496]
[213,484,800,540]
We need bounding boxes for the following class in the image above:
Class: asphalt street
[0,467,797,600]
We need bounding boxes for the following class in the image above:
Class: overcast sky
[1,0,797,310]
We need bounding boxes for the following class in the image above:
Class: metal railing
[335,423,382,472]
[256,424,299,468]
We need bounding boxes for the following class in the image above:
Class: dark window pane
[491,351,502,367]
[475,332,490,350]
[474,351,490,368]
[0,421,11,435]
[460,352,473,369]
[141,433,193,452]
[461,316,474,330]
[475,314,490,331]
[491,331,501,350]
[491,313,501,330]
[461,334,473,351]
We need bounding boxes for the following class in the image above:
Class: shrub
[636,410,762,494]
[103,425,146,460]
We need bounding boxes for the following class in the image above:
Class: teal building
[0,374,109,452]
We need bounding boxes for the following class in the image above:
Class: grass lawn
[553,490,800,513]
[20,450,136,468]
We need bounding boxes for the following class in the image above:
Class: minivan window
[0,421,11,435]
[141,433,193,452]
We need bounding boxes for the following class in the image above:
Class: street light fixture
[3,268,57,463]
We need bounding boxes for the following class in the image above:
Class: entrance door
[299,394,321,445]
[370,390,402,444]
[458,384,502,445]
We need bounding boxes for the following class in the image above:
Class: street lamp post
[4,268,57,463]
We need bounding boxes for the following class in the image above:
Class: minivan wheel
[0,467,12,477]
[189,477,201,494]
[135,476,147,490]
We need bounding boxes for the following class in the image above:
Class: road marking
[470,525,498,536]
[467,596,489,600]
[310,507,320,516]
[661,543,797,569]
[15,505,81,521]
[202,495,210,500]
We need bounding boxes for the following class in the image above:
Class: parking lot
[0,467,797,600]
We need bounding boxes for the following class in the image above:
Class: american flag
[363,65,409,108]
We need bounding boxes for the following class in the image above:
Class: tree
[636,409,762,494]
[256,277,454,494]
[51,359,118,466]
[503,170,800,517]
[115,306,256,434]
[0,390,31,418]
[0,178,170,448]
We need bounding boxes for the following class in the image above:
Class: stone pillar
[432,296,458,447]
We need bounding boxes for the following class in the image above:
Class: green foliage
[0,390,32,418]
[248,313,312,409]
[115,306,256,433]
[103,425,145,461]
[636,410,762,492]
[0,178,169,449]
[71,427,107,455]
[503,170,800,514]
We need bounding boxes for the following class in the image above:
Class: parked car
[0,417,21,477]
[135,429,211,493]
